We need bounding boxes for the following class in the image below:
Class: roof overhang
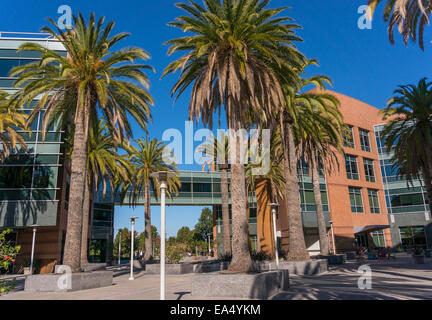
[354,225,390,234]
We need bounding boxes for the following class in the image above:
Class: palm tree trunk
[281,118,310,261]
[63,105,89,272]
[220,165,232,257]
[80,177,90,265]
[227,108,253,273]
[311,155,329,255]
[144,181,153,261]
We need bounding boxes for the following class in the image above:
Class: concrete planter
[412,255,425,264]
[145,261,229,274]
[192,270,289,299]
[24,271,113,292]
[254,259,328,275]
[319,254,346,265]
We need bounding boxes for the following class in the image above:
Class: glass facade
[374,124,431,249]
[0,37,66,227]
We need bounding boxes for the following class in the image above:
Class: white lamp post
[118,228,122,266]
[129,217,138,280]
[208,232,212,256]
[268,203,279,269]
[151,171,175,301]
[29,224,38,275]
[329,220,336,255]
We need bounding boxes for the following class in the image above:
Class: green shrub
[0,229,20,294]
[166,243,189,264]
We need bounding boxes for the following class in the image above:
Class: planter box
[24,271,113,292]
[412,255,425,264]
[80,263,107,272]
[254,259,328,275]
[192,270,289,299]
[145,261,230,274]
[319,254,346,265]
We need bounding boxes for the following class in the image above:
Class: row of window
[345,155,376,182]
[348,187,380,213]
[344,126,371,152]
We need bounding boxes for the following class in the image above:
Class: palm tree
[125,137,180,261]
[368,0,432,50]
[81,120,131,265]
[380,78,432,209]
[10,13,154,271]
[199,133,231,257]
[163,0,304,273]
[245,128,285,255]
[0,90,27,162]
[294,85,344,256]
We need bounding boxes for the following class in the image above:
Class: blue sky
[1,0,431,236]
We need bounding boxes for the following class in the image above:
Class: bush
[166,243,189,264]
[0,229,20,294]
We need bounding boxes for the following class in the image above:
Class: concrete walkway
[1,256,431,300]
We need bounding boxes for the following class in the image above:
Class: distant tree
[194,208,213,242]
[113,228,137,259]
[176,226,193,246]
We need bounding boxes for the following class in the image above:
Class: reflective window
[368,189,380,213]
[359,129,371,152]
[345,154,359,180]
[349,186,363,213]
[343,125,355,148]
[364,158,375,182]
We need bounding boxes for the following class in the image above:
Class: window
[371,230,386,248]
[363,158,375,182]
[399,226,426,248]
[368,189,380,213]
[343,125,355,148]
[390,193,424,207]
[345,155,359,180]
[349,187,364,213]
[192,182,211,193]
[359,129,371,152]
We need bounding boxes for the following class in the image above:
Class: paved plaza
[1,256,431,300]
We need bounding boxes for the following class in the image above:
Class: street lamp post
[118,228,122,266]
[129,217,138,280]
[29,225,38,275]
[151,171,175,301]
[208,232,212,256]
[329,220,336,255]
[268,203,279,269]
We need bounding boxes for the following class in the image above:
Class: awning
[354,225,390,234]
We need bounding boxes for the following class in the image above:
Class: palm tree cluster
[7,0,421,274]
[164,0,346,271]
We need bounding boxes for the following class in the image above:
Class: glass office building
[375,124,432,249]
[0,32,69,267]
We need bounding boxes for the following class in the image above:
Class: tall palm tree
[381,78,432,209]
[10,13,154,271]
[368,0,432,50]
[81,120,131,264]
[0,90,27,162]
[125,137,180,261]
[294,87,344,256]
[199,133,231,257]
[163,0,304,273]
